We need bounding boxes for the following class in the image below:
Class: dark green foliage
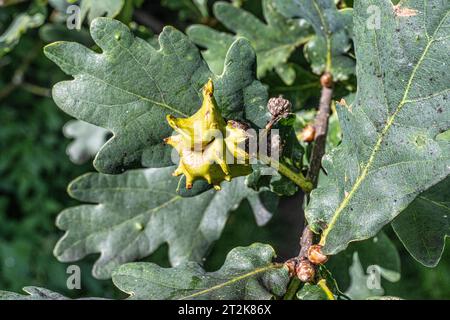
[0,0,449,300]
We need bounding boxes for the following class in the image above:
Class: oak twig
[307,73,334,187]
[283,73,334,299]
[298,226,314,259]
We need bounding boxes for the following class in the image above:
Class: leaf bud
[320,72,333,88]
[307,244,328,265]
[301,125,316,142]
[296,259,315,283]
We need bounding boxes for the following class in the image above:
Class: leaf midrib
[179,264,280,300]
[47,45,189,118]
[57,196,182,255]
[319,9,450,247]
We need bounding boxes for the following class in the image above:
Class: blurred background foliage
[0,0,448,299]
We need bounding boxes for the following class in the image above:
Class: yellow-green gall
[164,79,251,190]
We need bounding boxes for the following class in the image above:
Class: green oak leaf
[54,167,278,279]
[187,0,312,85]
[0,1,46,57]
[63,120,110,165]
[325,231,401,293]
[273,0,354,80]
[296,282,331,300]
[344,253,384,300]
[305,0,450,255]
[49,0,124,23]
[0,287,70,300]
[45,18,269,173]
[112,243,289,300]
[393,177,450,267]
[0,287,103,300]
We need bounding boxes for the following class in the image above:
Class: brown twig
[283,73,334,299]
[298,226,314,259]
[299,72,333,260]
[306,72,334,187]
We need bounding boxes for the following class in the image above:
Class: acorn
[166,79,226,149]
[164,79,252,190]
[301,125,316,142]
[296,259,315,282]
[284,259,297,278]
[307,244,329,265]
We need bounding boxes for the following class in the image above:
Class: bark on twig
[283,73,334,296]
[299,72,333,260]
[306,72,334,187]
[298,226,314,259]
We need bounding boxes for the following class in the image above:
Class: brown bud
[320,72,333,88]
[284,259,297,277]
[308,244,328,265]
[296,259,315,282]
[301,125,316,142]
[267,95,291,118]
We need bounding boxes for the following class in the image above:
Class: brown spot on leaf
[393,4,418,17]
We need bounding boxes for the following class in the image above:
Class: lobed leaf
[273,0,355,80]
[393,177,450,267]
[54,166,278,279]
[112,243,289,300]
[0,287,103,300]
[63,120,110,165]
[305,0,450,255]
[45,18,268,173]
[296,281,333,300]
[325,231,401,292]
[187,0,312,84]
[0,287,69,300]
